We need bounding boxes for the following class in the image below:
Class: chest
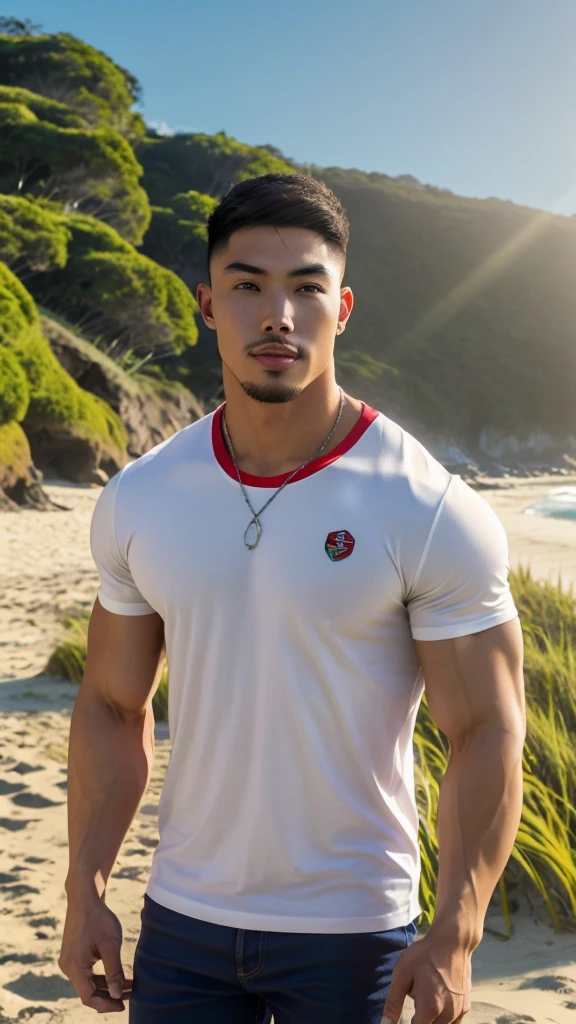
[124,469,406,626]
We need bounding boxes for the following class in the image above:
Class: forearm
[429,724,525,949]
[65,690,155,902]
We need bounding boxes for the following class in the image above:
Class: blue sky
[16,0,576,214]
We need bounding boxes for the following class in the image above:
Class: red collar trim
[212,402,379,488]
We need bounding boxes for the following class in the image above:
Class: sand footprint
[0,779,28,795]
[11,793,64,809]
[0,818,39,831]
[517,974,575,995]
[2,883,41,900]
[8,762,45,776]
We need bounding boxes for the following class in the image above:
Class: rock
[42,316,204,458]
[23,422,124,485]
[479,426,576,463]
[0,422,61,510]
[89,467,110,486]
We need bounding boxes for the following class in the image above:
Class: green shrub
[0,32,141,135]
[0,120,150,244]
[33,213,199,357]
[0,346,29,424]
[0,260,127,454]
[0,418,31,476]
[138,130,295,207]
[0,100,37,125]
[140,192,219,288]
[0,194,70,273]
[0,85,87,128]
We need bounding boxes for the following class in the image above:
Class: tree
[30,213,199,357]
[0,17,42,37]
[0,194,70,276]
[140,191,218,289]
[0,121,150,244]
[138,131,295,207]
[0,345,29,424]
[0,260,126,454]
[0,31,144,140]
[0,85,88,128]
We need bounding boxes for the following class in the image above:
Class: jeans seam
[236,929,252,991]
[240,930,267,980]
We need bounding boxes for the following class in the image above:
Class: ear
[196,282,217,330]
[337,286,354,334]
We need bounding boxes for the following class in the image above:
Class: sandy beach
[1,474,575,1023]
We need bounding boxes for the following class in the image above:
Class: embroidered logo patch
[325,530,355,562]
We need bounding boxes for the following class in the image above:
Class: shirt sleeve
[90,469,156,616]
[405,474,519,641]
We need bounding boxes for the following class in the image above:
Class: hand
[58,894,132,1013]
[382,931,472,1024]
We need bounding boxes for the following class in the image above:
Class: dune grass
[46,563,576,933]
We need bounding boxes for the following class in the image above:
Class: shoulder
[364,407,453,512]
[111,410,214,492]
[92,411,214,534]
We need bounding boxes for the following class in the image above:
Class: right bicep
[81,598,166,716]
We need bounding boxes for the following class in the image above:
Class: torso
[97,404,454,932]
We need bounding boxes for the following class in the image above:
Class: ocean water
[524,486,576,521]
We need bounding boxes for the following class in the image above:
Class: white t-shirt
[90,403,518,933]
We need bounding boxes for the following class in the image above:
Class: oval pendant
[244,517,262,550]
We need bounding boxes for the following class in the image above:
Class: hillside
[1,17,576,505]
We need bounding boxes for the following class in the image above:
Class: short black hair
[206,173,349,272]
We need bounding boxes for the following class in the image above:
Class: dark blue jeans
[129,894,418,1023]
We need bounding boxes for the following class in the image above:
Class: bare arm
[59,598,165,1012]
[419,615,526,949]
[383,616,526,1024]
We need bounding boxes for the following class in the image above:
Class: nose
[260,295,294,334]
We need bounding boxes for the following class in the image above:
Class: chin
[241,379,304,404]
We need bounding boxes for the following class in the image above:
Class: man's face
[197,225,353,402]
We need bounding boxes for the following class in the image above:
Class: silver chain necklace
[221,387,346,550]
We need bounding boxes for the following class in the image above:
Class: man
[59,173,526,1023]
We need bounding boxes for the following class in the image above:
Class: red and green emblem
[325,530,355,561]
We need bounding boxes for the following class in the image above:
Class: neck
[221,366,363,477]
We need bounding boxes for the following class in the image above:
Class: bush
[0,194,70,274]
[0,418,31,477]
[138,130,296,207]
[0,85,87,128]
[0,120,151,244]
[32,213,199,357]
[0,260,127,454]
[0,346,29,424]
[0,32,141,135]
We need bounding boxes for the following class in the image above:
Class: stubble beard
[241,374,303,404]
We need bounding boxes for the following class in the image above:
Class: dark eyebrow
[223,261,331,277]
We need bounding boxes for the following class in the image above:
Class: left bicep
[415,619,526,742]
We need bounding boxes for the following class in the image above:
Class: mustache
[244,337,306,358]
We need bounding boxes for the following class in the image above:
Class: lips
[251,346,300,370]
